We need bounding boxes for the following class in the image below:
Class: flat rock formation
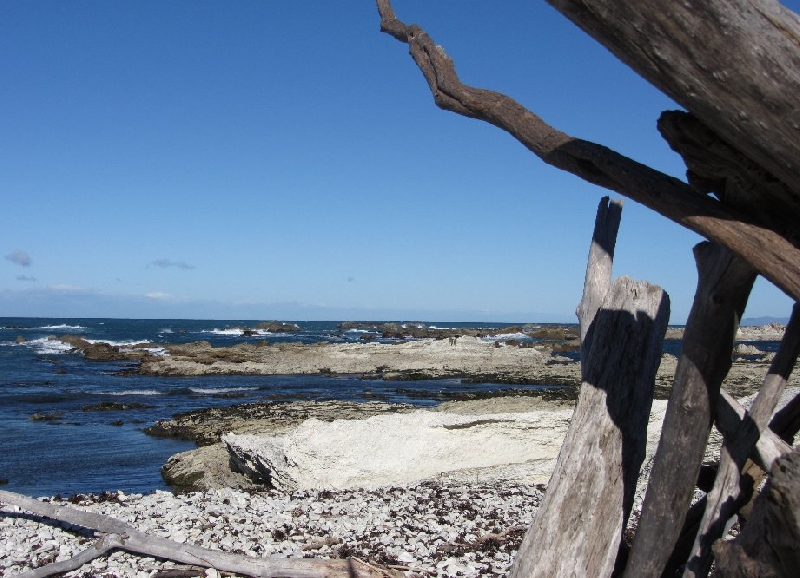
[137,337,577,384]
[223,410,573,491]
[134,338,785,400]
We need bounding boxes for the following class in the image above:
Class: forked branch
[375,0,800,303]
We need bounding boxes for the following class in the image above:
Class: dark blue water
[0,317,562,497]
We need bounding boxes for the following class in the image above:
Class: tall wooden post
[510,197,669,577]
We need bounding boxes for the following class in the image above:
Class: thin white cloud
[150,258,195,270]
[4,250,32,267]
[49,284,86,292]
[145,291,173,300]
[16,275,37,282]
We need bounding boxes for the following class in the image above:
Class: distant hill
[741,316,789,326]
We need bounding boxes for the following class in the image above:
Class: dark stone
[255,321,302,333]
[81,401,152,411]
[29,412,64,422]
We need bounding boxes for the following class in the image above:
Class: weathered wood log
[576,196,623,376]
[622,243,756,578]
[545,0,800,204]
[711,448,800,577]
[375,0,800,303]
[0,490,396,578]
[511,277,669,578]
[657,111,800,247]
[510,196,669,577]
[715,391,794,472]
[662,386,797,577]
[769,389,800,445]
[685,303,800,577]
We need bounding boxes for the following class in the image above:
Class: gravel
[1,482,544,577]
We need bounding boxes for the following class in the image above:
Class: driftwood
[576,196,623,377]
[712,448,800,577]
[684,304,800,577]
[545,0,800,211]
[375,1,800,575]
[623,243,756,577]
[715,391,794,472]
[0,490,396,578]
[510,198,669,577]
[375,0,800,303]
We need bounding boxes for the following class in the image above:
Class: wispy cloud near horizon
[150,258,196,270]
[16,275,37,282]
[5,250,32,267]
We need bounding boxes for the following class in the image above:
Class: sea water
[0,317,564,497]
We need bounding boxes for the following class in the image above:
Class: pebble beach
[1,482,543,577]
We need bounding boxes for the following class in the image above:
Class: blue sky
[1,1,796,323]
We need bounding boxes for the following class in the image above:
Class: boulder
[161,444,259,491]
[255,321,301,333]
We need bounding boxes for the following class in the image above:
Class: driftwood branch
[770,390,800,445]
[545,0,800,206]
[17,533,123,578]
[622,243,756,578]
[685,303,800,576]
[715,391,794,471]
[375,0,800,303]
[0,490,396,578]
[510,199,670,577]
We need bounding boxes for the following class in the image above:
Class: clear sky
[2,1,797,323]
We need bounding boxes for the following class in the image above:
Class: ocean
[0,317,556,497]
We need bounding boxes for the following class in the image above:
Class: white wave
[24,337,74,354]
[481,332,530,342]
[102,389,163,396]
[201,328,245,336]
[36,324,86,331]
[85,338,150,347]
[159,328,173,334]
[189,386,258,395]
[135,347,167,356]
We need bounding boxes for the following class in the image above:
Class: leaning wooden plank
[510,276,669,577]
[0,490,395,578]
[715,391,794,471]
[685,303,800,577]
[623,242,756,578]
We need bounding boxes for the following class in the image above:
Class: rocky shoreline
[45,322,793,493]
[6,386,791,577]
[2,323,793,576]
